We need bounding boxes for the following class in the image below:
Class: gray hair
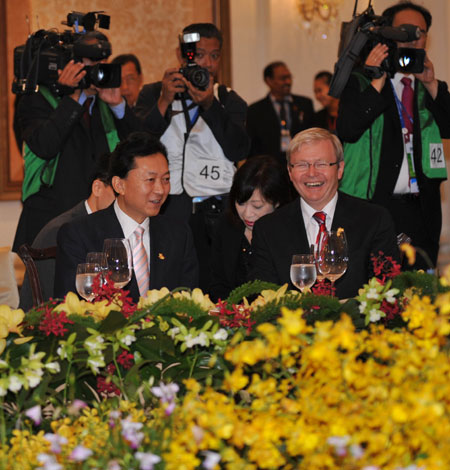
[287,127,343,164]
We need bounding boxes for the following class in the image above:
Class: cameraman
[135,23,249,290]
[13,31,138,252]
[337,2,450,270]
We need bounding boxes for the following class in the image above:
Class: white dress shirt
[391,73,415,194]
[300,193,338,248]
[113,200,150,261]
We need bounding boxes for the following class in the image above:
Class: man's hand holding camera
[57,60,86,101]
[158,67,214,117]
[415,55,438,99]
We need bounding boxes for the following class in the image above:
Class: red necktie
[400,77,414,135]
[313,211,327,245]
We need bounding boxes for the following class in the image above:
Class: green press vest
[22,86,120,202]
[340,72,447,200]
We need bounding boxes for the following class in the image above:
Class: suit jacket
[337,72,450,264]
[249,193,399,299]
[13,92,139,252]
[246,93,314,164]
[210,215,246,301]
[19,201,88,311]
[54,204,199,302]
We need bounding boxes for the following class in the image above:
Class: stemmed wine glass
[316,229,348,289]
[76,263,102,301]
[290,254,317,293]
[86,252,109,283]
[103,238,133,289]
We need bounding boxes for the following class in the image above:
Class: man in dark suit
[13,31,139,253]
[54,132,198,302]
[19,154,115,311]
[246,61,314,165]
[250,128,399,299]
[337,2,450,270]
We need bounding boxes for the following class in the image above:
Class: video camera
[329,0,425,98]
[178,32,210,91]
[12,11,121,95]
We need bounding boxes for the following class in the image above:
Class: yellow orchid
[138,287,171,309]
[0,305,25,335]
[250,283,299,309]
[173,288,215,310]
[53,292,90,316]
[400,242,416,265]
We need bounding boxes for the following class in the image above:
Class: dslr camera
[178,32,210,91]
[330,0,425,98]
[12,11,121,95]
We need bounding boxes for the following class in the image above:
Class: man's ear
[91,179,102,198]
[112,176,125,195]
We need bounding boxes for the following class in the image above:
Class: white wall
[0,201,21,248]
[230,0,450,267]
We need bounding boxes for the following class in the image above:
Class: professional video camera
[178,32,210,91]
[12,11,121,95]
[329,0,425,98]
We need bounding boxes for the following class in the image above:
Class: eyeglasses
[289,161,341,171]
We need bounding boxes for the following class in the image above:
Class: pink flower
[25,405,42,425]
[70,445,93,461]
[135,451,161,470]
[43,433,68,453]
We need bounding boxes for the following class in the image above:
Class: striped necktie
[132,226,149,296]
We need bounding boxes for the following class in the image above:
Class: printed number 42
[200,165,220,180]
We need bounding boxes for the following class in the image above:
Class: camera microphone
[368,23,420,42]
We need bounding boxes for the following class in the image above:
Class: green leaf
[98,310,128,333]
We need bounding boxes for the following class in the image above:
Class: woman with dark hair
[209,155,290,301]
[312,71,340,133]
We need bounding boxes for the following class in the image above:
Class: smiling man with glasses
[249,127,399,299]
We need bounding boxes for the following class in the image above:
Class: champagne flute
[103,238,133,289]
[318,229,348,288]
[290,254,317,293]
[76,263,102,301]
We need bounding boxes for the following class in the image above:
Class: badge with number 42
[429,143,445,169]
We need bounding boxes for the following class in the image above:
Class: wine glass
[314,231,331,282]
[76,263,102,301]
[86,252,109,284]
[317,229,348,288]
[290,254,317,293]
[103,238,133,289]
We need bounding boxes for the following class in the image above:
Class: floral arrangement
[1,256,450,469]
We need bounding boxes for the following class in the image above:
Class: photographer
[337,2,450,270]
[135,23,249,290]
[12,30,138,252]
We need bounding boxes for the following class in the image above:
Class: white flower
[25,405,42,425]
[70,445,93,462]
[121,334,136,346]
[168,327,180,339]
[37,453,63,470]
[151,381,179,403]
[135,451,161,470]
[385,288,398,304]
[87,355,105,374]
[24,368,44,388]
[45,362,61,373]
[107,461,121,470]
[213,329,228,341]
[350,443,364,459]
[44,433,68,453]
[8,374,23,392]
[56,345,67,360]
[369,309,382,323]
[121,418,144,449]
[366,288,380,300]
[202,451,221,469]
[185,332,208,348]
[358,301,367,314]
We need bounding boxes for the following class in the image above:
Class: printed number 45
[200,165,220,180]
